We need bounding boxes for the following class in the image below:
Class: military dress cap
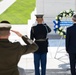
[72,14,76,21]
[0,23,11,30]
[35,14,44,18]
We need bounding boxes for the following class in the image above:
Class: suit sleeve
[65,28,70,53]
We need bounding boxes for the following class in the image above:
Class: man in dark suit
[66,14,76,75]
[30,14,51,75]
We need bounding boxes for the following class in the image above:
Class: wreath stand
[54,25,69,64]
[53,9,74,71]
[54,21,73,63]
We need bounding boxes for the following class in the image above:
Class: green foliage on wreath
[54,9,74,38]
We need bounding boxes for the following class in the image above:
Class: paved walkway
[18,68,71,75]
[18,47,69,69]
[18,47,71,75]
[25,69,71,75]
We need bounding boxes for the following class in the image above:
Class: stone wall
[36,0,76,27]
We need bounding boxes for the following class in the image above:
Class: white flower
[56,21,58,24]
[69,13,72,17]
[55,17,58,20]
[63,13,65,17]
[59,27,63,30]
[57,31,60,34]
[55,25,58,28]
[60,32,63,36]
[63,29,66,32]
[66,15,69,17]
[59,17,62,20]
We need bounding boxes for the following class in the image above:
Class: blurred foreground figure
[0,20,38,75]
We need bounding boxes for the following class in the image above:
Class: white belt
[36,39,46,41]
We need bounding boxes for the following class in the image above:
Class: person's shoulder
[67,25,73,29]
[32,25,37,28]
[67,25,74,31]
[8,41,21,48]
[43,23,47,26]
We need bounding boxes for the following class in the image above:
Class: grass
[0,0,2,2]
[0,0,36,24]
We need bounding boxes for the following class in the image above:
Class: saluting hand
[11,30,23,37]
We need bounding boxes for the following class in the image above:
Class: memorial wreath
[53,9,74,38]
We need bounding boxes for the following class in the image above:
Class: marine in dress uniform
[66,14,76,75]
[30,14,51,75]
[0,20,38,75]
